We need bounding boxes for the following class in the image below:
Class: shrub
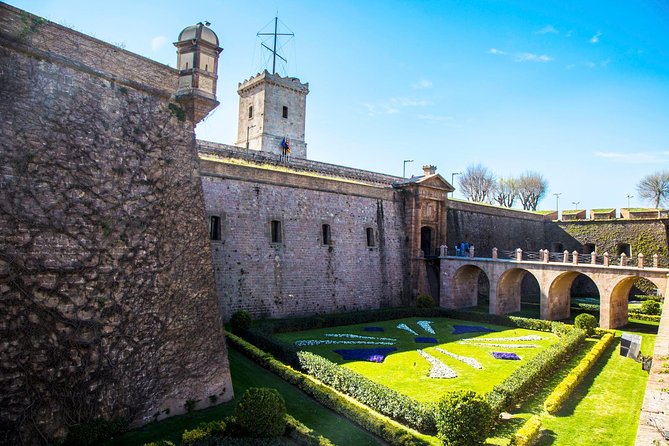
[226,333,428,446]
[434,390,493,446]
[63,417,128,446]
[417,294,436,308]
[544,333,614,414]
[231,310,253,333]
[285,414,335,446]
[143,441,175,446]
[574,313,598,336]
[181,420,227,445]
[236,388,287,437]
[297,351,435,432]
[641,300,662,316]
[550,322,572,338]
[487,328,586,414]
[510,415,541,446]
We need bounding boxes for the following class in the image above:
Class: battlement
[238,70,309,95]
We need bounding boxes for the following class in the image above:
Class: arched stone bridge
[439,248,669,329]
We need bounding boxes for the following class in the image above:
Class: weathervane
[257,16,294,74]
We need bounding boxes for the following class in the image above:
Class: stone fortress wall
[0,4,232,443]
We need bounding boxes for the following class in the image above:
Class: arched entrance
[570,274,600,321]
[546,272,584,321]
[452,265,489,309]
[520,273,541,318]
[420,226,433,257]
[606,276,664,329]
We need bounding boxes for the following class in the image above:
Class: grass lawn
[489,320,657,446]
[106,348,382,446]
[276,317,559,402]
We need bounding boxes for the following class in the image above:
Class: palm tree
[637,171,669,208]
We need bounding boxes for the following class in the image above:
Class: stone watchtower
[235,70,309,158]
[174,23,223,123]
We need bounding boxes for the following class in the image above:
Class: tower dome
[177,23,219,46]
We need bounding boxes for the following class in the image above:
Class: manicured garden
[275,317,559,401]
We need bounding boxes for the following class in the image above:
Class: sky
[12,0,669,214]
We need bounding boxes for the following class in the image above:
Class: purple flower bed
[452,325,496,335]
[414,337,438,344]
[334,347,397,363]
[492,352,521,360]
[363,326,385,332]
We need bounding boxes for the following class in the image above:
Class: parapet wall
[0,5,232,443]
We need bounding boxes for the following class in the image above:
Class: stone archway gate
[439,249,669,329]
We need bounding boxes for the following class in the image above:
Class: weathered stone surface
[0,4,232,444]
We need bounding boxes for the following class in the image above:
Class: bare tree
[517,171,547,210]
[493,177,519,207]
[458,164,496,203]
[637,171,669,208]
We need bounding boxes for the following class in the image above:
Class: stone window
[551,242,563,253]
[248,105,253,118]
[270,219,282,244]
[282,105,288,119]
[322,224,332,245]
[584,243,596,254]
[209,215,221,241]
[617,243,631,257]
[366,227,375,247]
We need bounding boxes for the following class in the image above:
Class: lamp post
[572,201,580,209]
[554,193,562,219]
[451,172,462,198]
[246,124,256,150]
[626,195,634,208]
[403,159,414,178]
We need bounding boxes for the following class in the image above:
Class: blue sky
[12,0,669,213]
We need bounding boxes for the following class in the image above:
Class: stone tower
[235,70,309,158]
[174,23,223,123]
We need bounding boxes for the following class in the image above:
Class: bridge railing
[440,245,669,269]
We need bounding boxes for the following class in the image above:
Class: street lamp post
[403,159,414,178]
[626,195,634,208]
[554,193,562,219]
[246,124,256,150]
[572,201,580,209]
[451,172,462,198]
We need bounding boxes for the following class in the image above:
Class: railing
[439,245,669,269]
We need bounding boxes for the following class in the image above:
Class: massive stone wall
[447,199,549,255]
[0,5,232,443]
[200,157,409,319]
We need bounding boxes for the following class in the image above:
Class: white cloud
[590,31,602,44]
[361,97,429,117]
[536,25,558,34]
[417,114,453,122]
[490,48,553,63]
[412,79,433,89]
[594,151,669,164]
[151,35,167,52]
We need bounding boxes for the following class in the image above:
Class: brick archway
[451,264,488,309]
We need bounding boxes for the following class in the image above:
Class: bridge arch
[496,268,537,315]
[452,264,490,309]
[602,275,665,329]
[545,272,601,321]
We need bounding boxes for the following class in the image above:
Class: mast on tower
[257,16,294,74]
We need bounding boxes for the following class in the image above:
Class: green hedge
[226,333,430,446]
[297,351,435,433]
[486,328,587,414]
[510,415,542,446]
[544,333,615,414]
[628,312,662,323]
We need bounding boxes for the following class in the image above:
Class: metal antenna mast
[257,16,294,74]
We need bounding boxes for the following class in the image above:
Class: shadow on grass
[491,416,525,439]
[535,429,557,446]
[552,339,620,418]
[622,320,659,335]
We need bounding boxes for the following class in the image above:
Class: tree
[458,164,495,203]
[492,177,519,208]
[517,171,547,210]
[637,171,669,208]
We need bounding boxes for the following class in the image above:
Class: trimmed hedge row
[628,312,662,323]
[510,415,542,446]
[226,333,430,446]
[487,328,587,414]
[297,351,435,433]
[543,333,615,414]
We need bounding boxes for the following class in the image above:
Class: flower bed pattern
[324,333,396,341]
[396,323,419,336]
[363,326,385,332]
[417,320,436,334]
[460,335,542,342]
[295,339,396,347]
[334,347,398,363]
[492,352,521,360]
[452,325,496,335]
[435,348,483,369]
[414,337,438,344]
[460,342,538,348]
[417,349,458,378]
